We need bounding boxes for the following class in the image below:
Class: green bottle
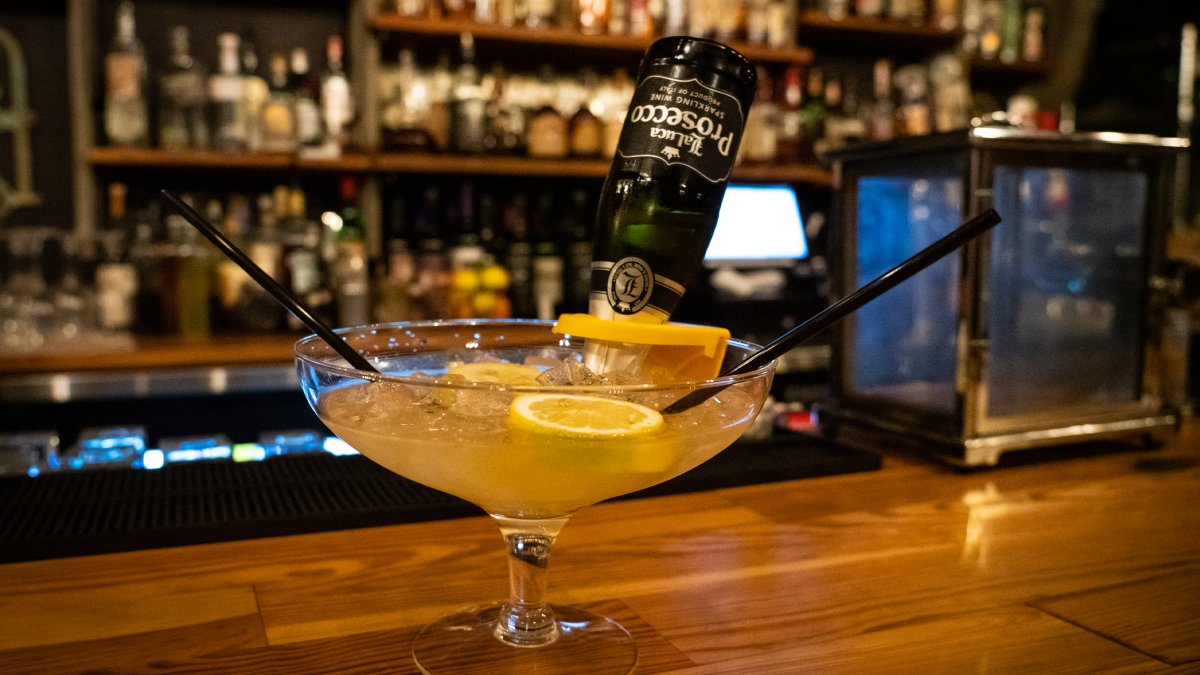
[586,36,756,373]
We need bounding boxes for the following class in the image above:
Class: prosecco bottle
[585,36,756,373]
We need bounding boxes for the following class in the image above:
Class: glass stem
[492,515,568,647]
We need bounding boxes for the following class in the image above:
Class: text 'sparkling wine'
[586,36,757,373]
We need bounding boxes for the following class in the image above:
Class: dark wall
[1,5,73,229]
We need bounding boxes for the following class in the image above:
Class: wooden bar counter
[1,421,1197,673]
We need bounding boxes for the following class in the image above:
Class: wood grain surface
[1,421,1197,673]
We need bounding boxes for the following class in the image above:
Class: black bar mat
[0,433,878,563]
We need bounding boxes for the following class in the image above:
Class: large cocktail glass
[296,319,775,674]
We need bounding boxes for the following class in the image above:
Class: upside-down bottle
[585,36,756,373]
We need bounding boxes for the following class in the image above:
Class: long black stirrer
[160,189,379,374]
[663,208,1002,414]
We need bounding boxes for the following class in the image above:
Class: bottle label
[617,74,746,184]
[591,258,685,318]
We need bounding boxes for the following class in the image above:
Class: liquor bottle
[240,32,271,151]
[776,64,805,162]
[1022,2,1046,62]
[376,185,418,322]
[157,26,208,149]
[260,53,299,152]
[427,53,454,152]
[321,36,355,152]
[484,64,525,154]
[334,177,370,327]
[577,0,609,35]
[169,201,212,342]
[381,49,435,151]
[413,186,450,316]
[560,187,593,313]
[999,0,1022,63]
[291,49,324,148]
[569,70,603,158]
[586,36,756,373]
[800,66,826,152]
[104,0,149,147]
[526,66,568,158]
[96,183,138,333]
[978,0,1003,60]
[894,64,932,137]
[210,33,250,152]
[739,66,778,164]
[213,194,251,330]
[241,194,284,332]
[128,208,165,334]
[531,193,564,320]
[450,33,488,154]
[868,58,896,142]
[525,0,559,28]
[765,0,795,48]
[503,194,535,318]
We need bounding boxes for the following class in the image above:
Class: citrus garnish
[448,362,542,386]
[509,394,664,438]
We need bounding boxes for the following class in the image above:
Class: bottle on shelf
[320,35,355,153]
[484,64,526,154]
[776,63,805,162]
[334,177,370,327]
[559,187,593,313]
[166,197,212,342]
[240,193,284,332]
[577,0,609,35]
[894,63,932,136]
[1022,2,1046,62]
[413,186,451,316]
[96,183,138,334]
[104,0,149,147]
[531,192,564,320]
[128,206,167,334]
[260,52,299,153]
[739,66,779,163]
[376,186,419,322]
[381,48,436,151]
[586,36,756,373]
[157,26,208,150]
[868,58,896,142]
[977,0,1003,60]
[427,52,455,152]
[290,49,325,149]
[526,66,569,158]
[209,33,250,152]
[213,194,252,331]
[503,194,535,318]
[800,66,826,154]
[450,33,488,154]
[568,70,603,158]
[524,0,559,28]
[240,31,271,152]
[999,0,1022,64]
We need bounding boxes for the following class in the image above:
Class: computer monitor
[704,183,809,268]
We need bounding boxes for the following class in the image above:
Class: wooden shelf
[1,334,299,376]
[795,11,961,51]
[90,147,374,172]
[90,147,831,184]
[369,14,814,65]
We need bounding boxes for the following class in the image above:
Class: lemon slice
[449,362,542,386]
[509,394,664,438]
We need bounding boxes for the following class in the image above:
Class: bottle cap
[553,313,729,381]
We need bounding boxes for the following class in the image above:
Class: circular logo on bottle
[607,257,653,315]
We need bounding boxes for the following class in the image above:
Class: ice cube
[535,359,610,386]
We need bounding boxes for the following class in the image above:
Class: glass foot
[412,603,636,674]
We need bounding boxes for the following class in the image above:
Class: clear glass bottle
[260,52,298,152]
[450,33,488,154]
[569,69,603,158]
[240,33,271,151]
[381,48,435,151]
[209,33,250,152]
[104,0,149,147]
[291,49,324,148]
[157,26,207,149]
[321,35,355,152]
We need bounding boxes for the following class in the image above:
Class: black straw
[159,189,379,374]
[663,208,1002,414]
